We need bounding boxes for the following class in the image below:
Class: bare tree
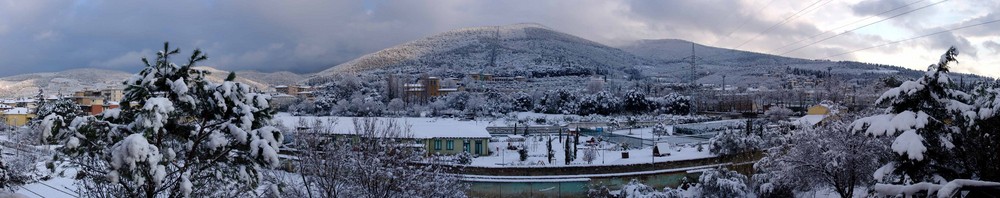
[582,146,597,164]
[284,117,467,198]
[753,118,888,198]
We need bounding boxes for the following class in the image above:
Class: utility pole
[685,43,699,115]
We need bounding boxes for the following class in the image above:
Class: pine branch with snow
[44,43,282,198]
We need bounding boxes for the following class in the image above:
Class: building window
[475,140,482,155]
[463,141,470,152]
[434,140,442,150]
[446,140,454,150]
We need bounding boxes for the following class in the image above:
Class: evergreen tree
[44,43,282,197]
[564,136,571,165]
[852,47,972,183]
[622,90,650,114]
[547,136,554,164]
[37,98,84,144]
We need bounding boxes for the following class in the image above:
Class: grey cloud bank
[0,0,997,77]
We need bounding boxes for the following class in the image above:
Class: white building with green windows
[276,113,492,156]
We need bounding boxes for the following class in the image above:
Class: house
[394,75,463,103]
[1,107,36,127]
[277,115,492,156]
[796,102,842,126]
[1,98,37,110]
[273,85,323,102]
[68,89,124,115]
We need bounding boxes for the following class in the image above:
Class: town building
[273,85,322,102]
[468,73,527,82]
[1,107,35,127]
[68,89,123,115]
[281,116,492,156]
[796,102,842,126]
[388,74,463,103]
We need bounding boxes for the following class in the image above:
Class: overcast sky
[1,0,997,77]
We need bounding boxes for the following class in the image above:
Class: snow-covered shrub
[753,116,889,198]
[456,151,473,165]
[599,179,702,198]
[708,127,763,156]
[45,43,283,197]
[519,148,529,161]
[582,146,597,164]
[699,168,752,198]
[617,179,666,198]
[649,93,691,115]
[652,123,673,136]
[622,90,650,114]
[762,107,793,122]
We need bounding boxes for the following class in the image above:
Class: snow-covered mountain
[314,23,652,78]
[0,67,301,98]
[619,39,928,86]
[0,68,132,98]
[230,70,306,86]
[192,66,302,91]
[309,23,940,88]
[618,39,803,65]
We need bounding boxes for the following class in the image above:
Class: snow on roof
[655,142,672,149]
[275,113,492,139]
[2,107,31,115]
[796,115,827,126]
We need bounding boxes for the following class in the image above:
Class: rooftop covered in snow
[275,113,492,139]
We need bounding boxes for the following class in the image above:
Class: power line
[733,0,830,49]
[770,0,928,53]
[779,0,951,56]
[825,18,1000,59]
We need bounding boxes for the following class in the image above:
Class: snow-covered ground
[610,127,663,139]
[470,134,713,167]
[1,133,77,198]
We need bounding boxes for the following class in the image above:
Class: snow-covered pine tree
[962,80,1000,181]
[47,43,282,198]
[851,47,973,183]
[622,90,649,114]
[37,98,84,144]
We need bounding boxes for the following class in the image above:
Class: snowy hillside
[0,67,296,98]
[0,68,132,98]
[618,39,803,65]
[234,70,307,86]
[314,23,652,78]
[619,39,931,86]
[192,66,294,91]
[308,24,943,88]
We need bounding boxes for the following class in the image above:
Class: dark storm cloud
[0,0,995,77]
[0,0,435,76]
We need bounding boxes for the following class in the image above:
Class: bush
[518,148,528,161]
[456,152,473,165]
